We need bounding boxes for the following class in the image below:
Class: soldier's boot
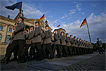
[0,57,9,64]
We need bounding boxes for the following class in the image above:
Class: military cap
[45,25,49,27]
[35,21,39,24]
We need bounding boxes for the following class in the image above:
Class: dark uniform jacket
[73,39,77,47]
[66,37,71,46]
[25,33,31,44]
[13,23,25,40]
[96,40,102,47]
[29,26,42,43]
[54,33,60,45]
[43,30,52,44]
[60,35,66,45]
[28,31,34,43]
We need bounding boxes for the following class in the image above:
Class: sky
[0,0,106,43]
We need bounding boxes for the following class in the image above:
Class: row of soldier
[0,17,93,64]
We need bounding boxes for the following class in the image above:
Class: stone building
[0,12,51,55]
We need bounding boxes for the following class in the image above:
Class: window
[0,26,3,31]
[0,34,1,43]
[9,28,12,32]
[6,35,10,44]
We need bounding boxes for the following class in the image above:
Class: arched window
[0,34,2,43]
[6,35,11,44]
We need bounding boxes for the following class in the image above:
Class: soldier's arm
[35,26,41,37]
[14,24,24,34]
[28,31,34,39]
[46,30,52,38]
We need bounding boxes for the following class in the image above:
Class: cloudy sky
[0,0,106,43]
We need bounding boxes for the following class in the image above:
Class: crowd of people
[1,17,95,64]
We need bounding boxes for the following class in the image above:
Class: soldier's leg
[36,43,42,60]
[24,44,30,59]
[1,40,18,64]
[53,44,56,58]
[47,44,53,59]
[17,40,25,62]
[42,44,47,59]
[11,45,19,61]
[30,43,36,59]
[57,45,62,58]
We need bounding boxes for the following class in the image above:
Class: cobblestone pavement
[0,52,105,71]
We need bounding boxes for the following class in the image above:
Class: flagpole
[87,22,91,43]
[44,21,45,32]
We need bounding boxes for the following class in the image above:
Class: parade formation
[0,17,94,64]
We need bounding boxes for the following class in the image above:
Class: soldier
[28,26,35,60]
[73,36,77,55]
[53,29,61,58]
[24,29,31,59]
[66,33,71,56]
[70,35,74,56]
[1,17,25,64]
[41,29,45,59]
[60,32,68,57]
[76,38,79,55]
[43,25,53,59]
[30,22,42,61]
[96,38,103,54]
[78,38,82,55]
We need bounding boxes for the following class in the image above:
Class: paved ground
[0,51,105,71]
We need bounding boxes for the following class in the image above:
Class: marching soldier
[78,38,82,55]
[60,32,68,57]
[24,29,31,59]
[73,36,77,55]
[96,38,103,54]
[53,29,61,58]
[43,25,53,59]
[1,17,25,64]
[28,26,35,60]
[30,22,42,61]
[66,33,71,56]
[70,35,74,56]
[76,38,79,55]
[41,29,45,59]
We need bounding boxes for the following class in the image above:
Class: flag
[57,25,60,27]
[80,18,87,28]
[39,14,45,21]
[5,2,22,10]
[37,14,45,22]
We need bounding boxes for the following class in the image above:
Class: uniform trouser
[61,45,68,57]
[24,44,30,58]
[43,44,53,58]
[98,47,103,54]
[53,44,62,58]
[73,47,77,55]
[30,43,42,59]
[67,46,72,56]
[5,40,25,61]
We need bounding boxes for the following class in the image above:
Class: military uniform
[43,29,53,59]
[29,26,42,60]
[24,32,31,59]
[96,40,103,54]
[53,33,61,58]
[2,22,25,63]
[60,35,68,57]
[66,36,71,56]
